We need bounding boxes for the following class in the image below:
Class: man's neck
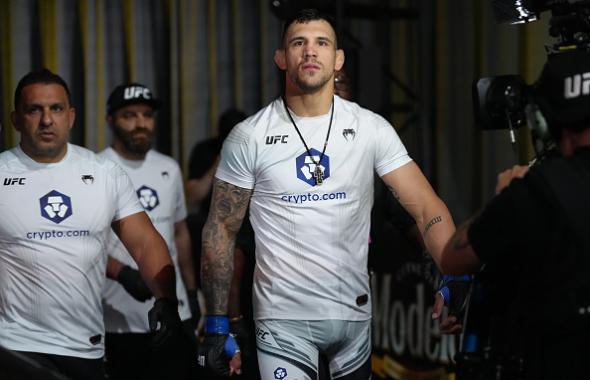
[284,85,334,117]
[560,128,590,156]
[20,143,68,164]
[112,141,146,161]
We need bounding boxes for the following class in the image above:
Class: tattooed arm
[381,161,456,270]
[201,178,253,315]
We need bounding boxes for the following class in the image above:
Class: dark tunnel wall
[0,0,550,223]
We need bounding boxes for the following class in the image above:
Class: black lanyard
[283,96,334,186]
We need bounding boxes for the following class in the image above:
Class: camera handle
[504,109,520,164]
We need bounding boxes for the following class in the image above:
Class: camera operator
[440,49,590,379]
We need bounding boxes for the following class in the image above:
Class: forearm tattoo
[423,216,442,235]
[386,185,400,200]
[201,179,252,314]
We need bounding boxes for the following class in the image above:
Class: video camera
[473,0,590,161]
[459,2,590,380]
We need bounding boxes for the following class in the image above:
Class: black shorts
[6,350,104,380]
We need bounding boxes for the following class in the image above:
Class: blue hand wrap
[224,334,240,357]
[439,274,471,305]
[464,334,478,353]
[205,315,230,334]
[204,316,241,357]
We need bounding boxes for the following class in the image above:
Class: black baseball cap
[534,49,590,127]
[107,83,161,115]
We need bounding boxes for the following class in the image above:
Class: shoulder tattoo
[210,179,252,231]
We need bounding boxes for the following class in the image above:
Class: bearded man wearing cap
[440,49,590,379]
[100,83,200,380]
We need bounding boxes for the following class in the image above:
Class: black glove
[117,265,153,302]
[186,289,201,327]
[438,274,472,318]
[198,316,241,377]
[148,298,183,349]
[230,316,249,341]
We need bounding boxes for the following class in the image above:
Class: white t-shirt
[0,144,143,358]
[217,96,412,321]
[100,148,191,333]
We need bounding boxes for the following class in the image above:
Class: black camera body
[460,2,590,379]
[455,270,527,380]
[474,0,590,159]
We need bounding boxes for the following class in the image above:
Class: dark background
[0,0,553,222]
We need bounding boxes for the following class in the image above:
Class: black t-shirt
[187,138,222,220]
[467,147,590,379]
[188,138,221,180]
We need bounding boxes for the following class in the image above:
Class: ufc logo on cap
[564,72,590,99]
[124,86,151,100]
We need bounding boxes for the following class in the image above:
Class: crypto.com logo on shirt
[137,185,160,211]
[295,148,330,186]
[40,190,73,224]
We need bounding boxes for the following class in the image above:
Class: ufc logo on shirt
[265,135,289,144]
[3,177,25,185]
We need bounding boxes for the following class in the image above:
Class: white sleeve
[110,163,144,221]
[172,164,188,222]
[215,120,256,189]
[373,114,412,176]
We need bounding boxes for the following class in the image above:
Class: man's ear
[68,107,76,130]
[274,49,287,70]
[10,111,21,132]
[335,49,345,71]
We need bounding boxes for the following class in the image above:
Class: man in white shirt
[198,8,456,380]
[0,69,180,380]
[100,83,199,380]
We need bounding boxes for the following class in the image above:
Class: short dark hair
[281,8,339,48]
[14,68,72,110]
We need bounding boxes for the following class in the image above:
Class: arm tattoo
[423,216,442,235]
[386,185,400,200]
[201,179,253,314]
